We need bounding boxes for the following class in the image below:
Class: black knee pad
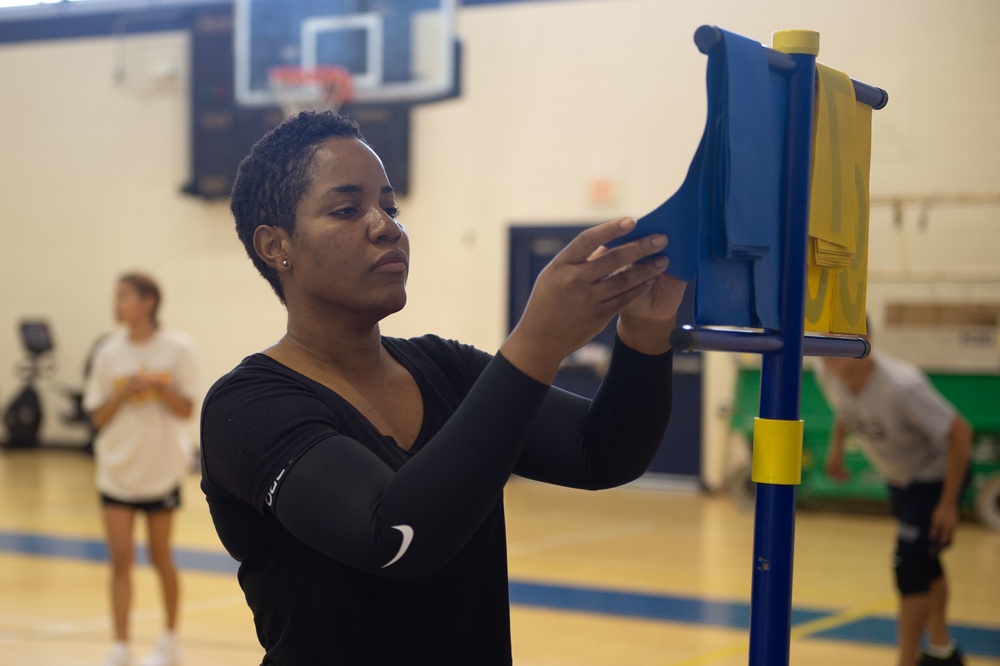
[894,552,943,595]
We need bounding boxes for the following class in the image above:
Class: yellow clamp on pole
[752,417,804,485]
[771,29,820,56]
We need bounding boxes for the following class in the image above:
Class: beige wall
[1,0,998,489]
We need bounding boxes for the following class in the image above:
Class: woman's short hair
[230,111,366,303]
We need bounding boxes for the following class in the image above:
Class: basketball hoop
[268,65,354,117]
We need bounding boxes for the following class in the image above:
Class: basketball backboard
[233,0,459,108]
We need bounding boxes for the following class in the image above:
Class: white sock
[926,640,955,658]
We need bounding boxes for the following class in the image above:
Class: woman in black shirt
[201,111,686,665]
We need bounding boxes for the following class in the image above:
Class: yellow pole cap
[772,30,820,56]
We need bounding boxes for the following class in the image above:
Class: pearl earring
[282,260,289,267]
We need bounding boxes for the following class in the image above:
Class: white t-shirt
[815,350,956,487]
[83,328,198,501]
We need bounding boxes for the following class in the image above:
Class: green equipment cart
[728,365,1000,530]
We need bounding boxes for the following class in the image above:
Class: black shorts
[889,481,944,555]
[888,470,970,556]
[100,487,181,513]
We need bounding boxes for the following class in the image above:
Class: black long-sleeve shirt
[201,333,673,665]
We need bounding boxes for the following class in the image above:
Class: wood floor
[1,448,998,665]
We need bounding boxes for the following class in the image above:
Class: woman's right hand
[825,449,850,483]
[500,217,670,384]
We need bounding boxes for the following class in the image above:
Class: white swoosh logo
[381,525,414,569]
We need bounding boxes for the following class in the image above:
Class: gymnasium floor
[1,448,997,665]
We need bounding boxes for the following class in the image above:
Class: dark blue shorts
[887,471,970,595]
[888,470,970,555]
[888,480,946,594]
[889,480,945,552]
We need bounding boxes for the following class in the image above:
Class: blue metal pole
[747,31,818,666]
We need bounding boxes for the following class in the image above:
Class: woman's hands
[615,251,687,356]
[91,370,194,428]
[122,370,167,397]
[500,217,687,384]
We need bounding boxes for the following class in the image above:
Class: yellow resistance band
[751,417,804,485]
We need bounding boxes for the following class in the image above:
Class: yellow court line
[670,639,749,666]
[669,597,896,666]
[789,596,896,640]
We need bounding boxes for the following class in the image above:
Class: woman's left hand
[587,243,686,355]
[619,267,687,325]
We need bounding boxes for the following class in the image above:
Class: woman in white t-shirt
[84,272,198,666]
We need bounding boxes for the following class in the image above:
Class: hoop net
[268,65,354,117]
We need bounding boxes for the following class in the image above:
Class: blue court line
[508,580,1000,658]
[3,530,998,657]
[0,530,239,574]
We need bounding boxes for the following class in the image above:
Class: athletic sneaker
[138,633,181,666]
[918,645,965,665]
[101,644,132,666]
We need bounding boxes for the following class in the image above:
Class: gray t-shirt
[815,350,956,487]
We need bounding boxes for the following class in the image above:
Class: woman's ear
[253,225,291,272]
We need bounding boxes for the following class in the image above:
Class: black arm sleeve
[272,353,549,577]
[512,334,674,490]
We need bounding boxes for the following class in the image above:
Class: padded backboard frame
[234,0,459,107]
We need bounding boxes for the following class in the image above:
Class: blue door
[509,226,702,481]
